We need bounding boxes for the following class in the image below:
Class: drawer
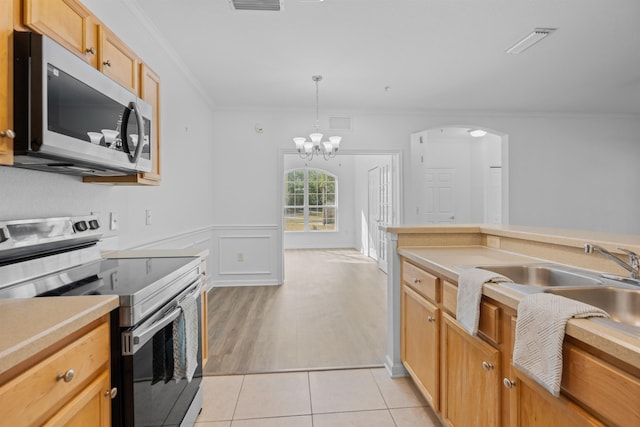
[402,261,439,302]
[441,280,500,344]
[561,342,640,427]
[0,321,110,426]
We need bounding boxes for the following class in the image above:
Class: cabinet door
[0,0,13,165]
[98,25,138,93]
[509,368,604,427]
[441,313,500,427]
[23,0,98,67]
[401,284,439,410]
[43,370,112,427]
[139,63,161,182]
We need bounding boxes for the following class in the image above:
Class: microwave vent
[229,0,283,11]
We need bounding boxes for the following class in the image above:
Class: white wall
[0,0,216,250]
[211,110,640,236]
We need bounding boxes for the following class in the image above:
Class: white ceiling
[132,0,640,115]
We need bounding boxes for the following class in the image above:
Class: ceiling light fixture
[469,129,488,138]
[293,75,341,161]
[505,28,557,54]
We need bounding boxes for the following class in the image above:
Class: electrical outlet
[145,209,152,226]
[109,212,118,230]
[237,252,244,262]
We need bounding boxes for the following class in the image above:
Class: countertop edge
[0,295,119,377]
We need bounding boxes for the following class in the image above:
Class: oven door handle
[122,306,181,355]
[122,279,202,355]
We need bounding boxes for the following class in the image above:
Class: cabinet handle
[413,278,421,284]
[103,59,112,67]
[105,387,118,399]
[503,378,516,389]
[427,316,436,323]
[56,369,75,383]
[481,361,494,371]
[85,47,96,55]
[0,129,15,139]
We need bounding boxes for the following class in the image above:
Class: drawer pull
[503,378,516,389]
[103,59,112,67]
[105,387,118,399]
[56,369,75,383]
[0,129,15,139]
[481,361,494,371]
[427,316,436,323]
[85,47,96,55]
[413,278,421,284]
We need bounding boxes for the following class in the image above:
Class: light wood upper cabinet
[23,0,98,67]
[98,25,138,94]
[441,312,501,427]
[401,284,440,410]
[0,0,14,165]
[139,63,161,182]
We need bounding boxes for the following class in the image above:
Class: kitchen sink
[475,264,604,288]
[545,287,640,328]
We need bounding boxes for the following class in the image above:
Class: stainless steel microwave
[12,31,152,177]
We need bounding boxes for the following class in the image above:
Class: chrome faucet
[584,243,640,280]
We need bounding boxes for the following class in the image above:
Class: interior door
[423,168,456,223]
[367,167,380,261]
[377,162,392,273]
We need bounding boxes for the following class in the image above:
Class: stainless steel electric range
[0,215,203,426]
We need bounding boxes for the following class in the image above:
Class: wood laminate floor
[203,249,387,375]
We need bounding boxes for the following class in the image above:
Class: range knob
[73,221,88,232]
[0,228,8,243]
[89,219,100,230]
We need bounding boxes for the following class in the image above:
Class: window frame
[284,167,338,233]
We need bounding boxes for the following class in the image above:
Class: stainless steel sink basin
[475,265,604,287]
[545,287,640,328]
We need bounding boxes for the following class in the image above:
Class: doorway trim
[277,148,403,284]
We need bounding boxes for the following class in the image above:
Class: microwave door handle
[127,101,145,164]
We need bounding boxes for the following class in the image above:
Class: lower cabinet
[0,316,114,426]
[43,370,112,427]
[401,283,439,410]
[441,313,501,427]
[508,368,604,427]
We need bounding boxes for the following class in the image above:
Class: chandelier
[293,75,341,160]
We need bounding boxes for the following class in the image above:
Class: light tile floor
[196,368,442,427]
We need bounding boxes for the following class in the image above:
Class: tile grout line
[230,374,246,422]
[367,368,400,427]
[307,371,315,427]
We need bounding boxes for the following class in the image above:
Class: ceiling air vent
[229,0,283,11]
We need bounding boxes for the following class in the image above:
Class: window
[284,168,337,232]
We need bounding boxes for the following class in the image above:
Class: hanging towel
[151,325,174,385]
[456,268,512,335]
[172,294,199,382]
[513,293,609,397]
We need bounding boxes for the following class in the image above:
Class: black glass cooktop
[0,256,198,300]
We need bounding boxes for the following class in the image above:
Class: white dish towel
[513,293,609,397]
[172,294,199,382]
[456,268,512,335]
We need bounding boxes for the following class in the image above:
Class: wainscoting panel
[212,225,281,287]
[130,224,282,288]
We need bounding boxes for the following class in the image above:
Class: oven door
[119,279,203,427]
